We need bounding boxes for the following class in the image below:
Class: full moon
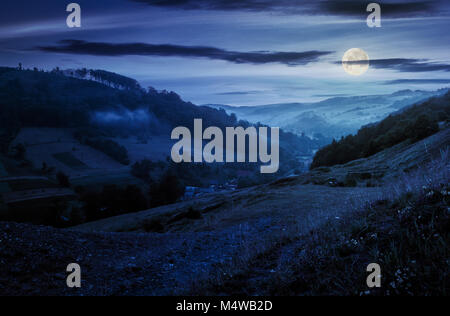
[342,48,370,76]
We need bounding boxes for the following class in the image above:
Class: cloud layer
[37,40,333,66]
[383,79,450,84]
[341,58,450,72]
[131,0,442,17]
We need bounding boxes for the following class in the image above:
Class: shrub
[80,184,148,222]
[186,206,202,220]
[11,143,26,160]
[149,170,185,207]
[344,174,357,187]
[56,171,70,187]
[131,159,153,182]
[143,219,165,233]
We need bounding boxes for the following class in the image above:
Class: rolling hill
[1,122,447,295]
[206,88,449,138]
[0,66,317,227]
[0,66,448,294]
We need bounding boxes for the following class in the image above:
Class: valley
[0,126,447,295]
[0,66,448,296]
[206,89,448,139]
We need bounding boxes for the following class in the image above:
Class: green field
[53,152,89,170]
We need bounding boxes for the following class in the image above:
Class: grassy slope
[193,152,449,295]
[7,127,146,189]
[71,128,449,296]
[73,184,382,233]
[304,127,450,186]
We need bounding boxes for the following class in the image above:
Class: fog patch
[91,108,170,135]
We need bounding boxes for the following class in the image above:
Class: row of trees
[74,170,185,224]
[0,67,241,133]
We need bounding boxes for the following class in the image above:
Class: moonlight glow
[342,48,370,76]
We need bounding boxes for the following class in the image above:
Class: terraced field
[52,152,89,170]
[12,128,125,177]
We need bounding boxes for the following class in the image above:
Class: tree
[12,143,26,160]
[131,159,153,182]
[57,171,71,187]
[412,114,439,141]
[150,170,185,207]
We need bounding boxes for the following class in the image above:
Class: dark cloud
[37,40,332,66]
[340,58,450,72]
[131,0,443,17]
[314,93,350,98]
[383,79,450,84]
[319,1,435,17]
[132,0,308,13]
[216,91,262,95]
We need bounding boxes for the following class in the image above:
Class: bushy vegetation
[131,159,161,182]
[56,171,70,187]
[149,170,186,207]
[252,186,449,296]
[74,169,186,223]
[78,184,149,222]
[311,92,449,169]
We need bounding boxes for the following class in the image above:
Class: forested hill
[0,66,237,130]
[0,66,316,156]
[311,91,450,169]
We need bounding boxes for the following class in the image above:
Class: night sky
[1,0,449,105]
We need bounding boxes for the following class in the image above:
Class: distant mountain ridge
[311,91,450,169]
[205,88,449,138]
